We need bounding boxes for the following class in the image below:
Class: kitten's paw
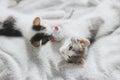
[77,58,85,65]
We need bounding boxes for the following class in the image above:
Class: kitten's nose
[62,51,65,54]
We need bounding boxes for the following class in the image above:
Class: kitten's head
[59,37,90,64]
[30,17,53,47]
[30,33,52,47]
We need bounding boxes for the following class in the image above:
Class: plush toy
[51,26,64,42]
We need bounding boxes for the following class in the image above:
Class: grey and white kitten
[59,17,104,65]
[59,1,120,80]
[59,0,120,65]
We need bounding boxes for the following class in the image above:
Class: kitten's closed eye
[69,46,73,50]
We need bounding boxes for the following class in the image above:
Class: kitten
[59,17,104,65]
[0,5,62,80]
[59,0,120,65]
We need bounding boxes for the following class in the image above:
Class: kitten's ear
[33,17,41,26]
[77,38,90,47]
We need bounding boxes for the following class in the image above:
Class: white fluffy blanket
[0,0,120,80]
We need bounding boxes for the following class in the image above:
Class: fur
[0,16,22,37]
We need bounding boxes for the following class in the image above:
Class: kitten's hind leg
[0,16,22,37]
[88,17,104,43]
[3,16,16,29]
